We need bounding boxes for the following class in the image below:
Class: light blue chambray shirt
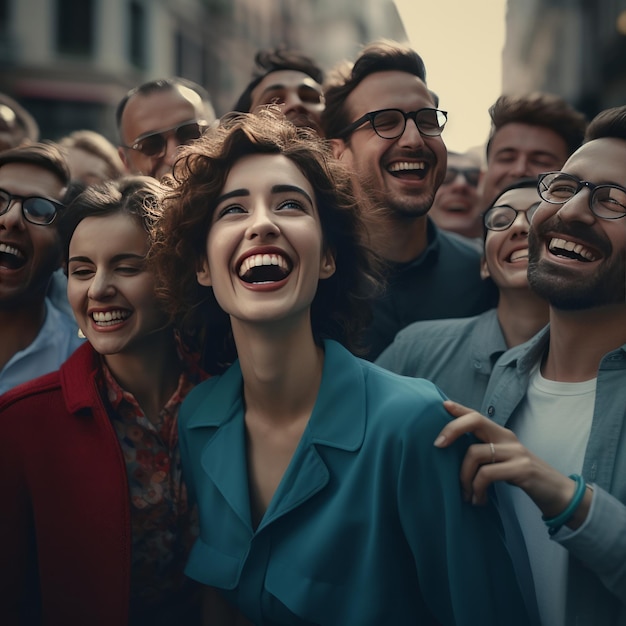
[0,297,85,395]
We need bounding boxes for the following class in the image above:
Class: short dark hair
[58,175,164,262]
[151,109,382,370]
[233,47,325,113]
[486,93,587,158]
[322,40,428,139]
[584,104,626,143]
[115,77,216,135]
[0,141,70,189]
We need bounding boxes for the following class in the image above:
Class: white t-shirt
[508,364,596,626]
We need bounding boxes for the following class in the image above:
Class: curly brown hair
[150,109,382,372]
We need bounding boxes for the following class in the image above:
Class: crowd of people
[0,38,624,626]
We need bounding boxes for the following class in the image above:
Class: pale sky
[394,0,507,154]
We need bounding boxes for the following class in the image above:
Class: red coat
[0,342,131,625]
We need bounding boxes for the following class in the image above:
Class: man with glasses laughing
[322,40,498,360]
[434,105,626,626]
[116,77,216,180]
[0,142,83,394]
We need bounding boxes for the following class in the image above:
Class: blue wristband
[542,474,586,536]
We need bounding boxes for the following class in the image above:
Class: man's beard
[528,221,626,310]
[356,170,434,221]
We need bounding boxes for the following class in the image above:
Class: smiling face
[249,70,325,135]
[481,123,569,210]
[528,137,626,310]
[119,86,208,180]
[430,152,482,238]
[332,70,446,221]
[0,162,64,309]
[67,212,168,355]
[482,187,541,291]
[196,153,335,329]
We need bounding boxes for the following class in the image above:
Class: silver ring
[489,442,496,464]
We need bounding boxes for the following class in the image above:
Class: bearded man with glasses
[322,40,498,360]
[0,142,84,393]
[116,77,216,181]
[434,105,626,626]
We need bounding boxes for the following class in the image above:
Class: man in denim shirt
[435,105,626,626]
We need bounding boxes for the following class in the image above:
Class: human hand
[434,400,580,519]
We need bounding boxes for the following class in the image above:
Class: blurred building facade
[503,0,626,121]
[0,0,406,142]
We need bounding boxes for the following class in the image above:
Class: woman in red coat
[0,176,204,625]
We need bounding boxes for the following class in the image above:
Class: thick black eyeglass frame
[0,188,64,225]
[537,171,626,220]
[123,119,209,157]
[337,108,448,140]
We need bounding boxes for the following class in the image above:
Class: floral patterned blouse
[97,352,207,621]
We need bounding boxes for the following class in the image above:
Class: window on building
[56,0,94,56]
[129,1,146,69]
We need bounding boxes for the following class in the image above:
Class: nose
[0,198,26,231]
[163,134,182,166]
[282,91,306,115]
[87,269,116,300]
[556,189,596,224]
[509,155,532,178]
[509,211,530,237]
[397,117,426,149]
[245,204,281,240]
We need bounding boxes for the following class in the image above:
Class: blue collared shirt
[0,298,85,395]
[180,340,533,625]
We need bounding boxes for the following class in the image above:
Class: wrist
[542,474,588,536]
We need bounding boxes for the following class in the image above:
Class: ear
[480,256,490,280]
[319,248,336,280]
[196,257,212,287]
[329,138,348,160]
[118,146,131,173]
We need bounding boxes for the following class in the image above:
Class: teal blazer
[179,340,531,625]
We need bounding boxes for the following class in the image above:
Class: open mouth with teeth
[387,161,428,180]
[91,309,131,327]
[0,242,26,270]
[508,248,529,263]
[549,237,598,262]
[238,253,292,284]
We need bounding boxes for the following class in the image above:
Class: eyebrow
[67,253,145,264]
[215,185,314,207]
[258,82,322,99]
[491,201,540,211]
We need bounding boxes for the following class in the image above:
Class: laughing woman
[0,177,204,625]
[151,110,534,626]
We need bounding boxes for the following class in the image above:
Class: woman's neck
[232,317,324,425]
[102,328,182,422]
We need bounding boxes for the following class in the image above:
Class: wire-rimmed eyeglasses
[0,188,64,225]
[537,171,626,220]
[483,202,540,231]
[337,108,447,140]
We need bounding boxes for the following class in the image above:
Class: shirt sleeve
[554,484,626,603]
